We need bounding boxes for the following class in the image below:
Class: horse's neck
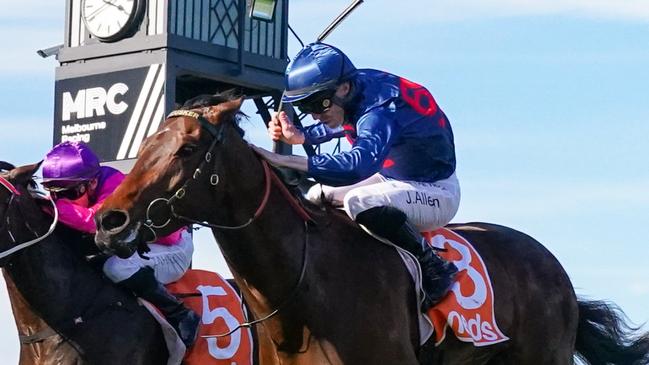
[6,229,104,326]
[2,270,82,362]
[2,269,50,339]
[210,144,306,304]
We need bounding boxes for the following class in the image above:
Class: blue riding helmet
[283,42,356,104]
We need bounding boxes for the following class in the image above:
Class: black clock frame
[81,0,147,42]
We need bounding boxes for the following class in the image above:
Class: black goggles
[45,182,89,201]
[293,90,336,115]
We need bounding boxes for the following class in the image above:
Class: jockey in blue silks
[251,42,460,310]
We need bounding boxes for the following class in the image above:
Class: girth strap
[19,327,59,344]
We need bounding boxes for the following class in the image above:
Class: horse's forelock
[180,90,243,110]
[179,92,247,137]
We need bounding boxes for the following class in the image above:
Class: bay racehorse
[94,93,649,365]
[0,162,168,365]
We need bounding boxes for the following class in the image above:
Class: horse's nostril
[100,210,130,232]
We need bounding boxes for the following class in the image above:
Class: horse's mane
[180,91,247,137]
[181,90,240,109]
[179,94,352,227]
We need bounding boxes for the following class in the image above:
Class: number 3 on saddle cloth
[422,228,509,347]
[161,270,254,365]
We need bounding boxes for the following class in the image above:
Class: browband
[166,110,221,138]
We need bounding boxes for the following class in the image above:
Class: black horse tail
[575,299,649,365]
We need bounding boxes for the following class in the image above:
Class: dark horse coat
[0,162,168,365]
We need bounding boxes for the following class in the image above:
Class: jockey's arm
[308,110,397,186]
[55,199,101,234]
[301,123,346,145]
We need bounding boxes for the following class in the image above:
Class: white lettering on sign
[60,121,107,144]
[447,312,499,342]
[61,121,107,134]
[61,133,90,143]
[62,83,129,121]
[196,285,242,360]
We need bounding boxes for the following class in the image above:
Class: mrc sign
[53,64,166,162]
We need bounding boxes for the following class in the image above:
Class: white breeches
[306,173,461,231]
[102,230,194,284]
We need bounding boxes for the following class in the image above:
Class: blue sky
[1,0,648,361]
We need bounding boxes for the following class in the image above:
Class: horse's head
[95,93,245,258]
[0,161,47,266]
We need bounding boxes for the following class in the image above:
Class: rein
[0,176,58,259]
[204,220,310,339]
[143,109,313,338]
[0,176,22,196]
[169,158,274,230]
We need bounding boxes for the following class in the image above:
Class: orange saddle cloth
[166,269,254,365]
[422,228,509,347]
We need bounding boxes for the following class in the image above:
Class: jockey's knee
[343,188,388,220]
[343,193,363,220]
[102,256,142,283]
[305,184,325,204]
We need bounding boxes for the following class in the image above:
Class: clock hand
[85,2,113,22]
[102,0,128,14]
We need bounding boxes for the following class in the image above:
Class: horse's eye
[176,144,198,158]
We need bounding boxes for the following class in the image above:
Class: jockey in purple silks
[252,42,460,311]
[41,141,200,348]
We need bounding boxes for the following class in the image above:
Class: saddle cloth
[142,269,254,365]
[362,226,508,347]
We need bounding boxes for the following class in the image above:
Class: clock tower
[54,0,291,171]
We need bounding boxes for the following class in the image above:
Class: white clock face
[82,0,137,40]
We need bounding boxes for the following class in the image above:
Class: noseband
[0,176,58,259]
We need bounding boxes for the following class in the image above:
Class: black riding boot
[356,206,458,311]
[119,267,201,348]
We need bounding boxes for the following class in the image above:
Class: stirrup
[420,264,458,311]
[171,309,201,348]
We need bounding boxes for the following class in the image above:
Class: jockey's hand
[269,111,305,145]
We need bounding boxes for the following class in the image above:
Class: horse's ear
[8,161,42,187]
[207,97,244,124]
[0,161,16,172]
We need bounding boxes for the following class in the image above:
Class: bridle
[0,175,58,260]
[140,109,312,337]
[143,109,275,239]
